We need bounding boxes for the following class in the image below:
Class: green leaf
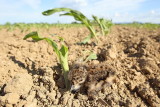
[42,7,97,42]
[93,16,113,36]
[23,31,43,41]
[24,31,70,90]
[84,52,97,63]
[42,8,73,16]
[23,31,58,54]
[58,36,64,42]
[81,34,92,44]
[59,45,68,57]
[92,16,105,36]
[44,38,59,53]
[50,33,58,37]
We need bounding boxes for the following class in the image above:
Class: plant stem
[60,56,70,90]
[63,71,70,90]
[89,26,99,43]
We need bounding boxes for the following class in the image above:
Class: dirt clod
[0,93,19,105]
[4,73,33,95]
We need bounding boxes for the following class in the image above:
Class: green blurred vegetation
[0,22,160,32]
[0,22,84,32]
[118,22,160,29]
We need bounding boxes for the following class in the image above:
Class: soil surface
[0,25,160,107]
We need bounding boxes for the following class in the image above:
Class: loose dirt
[0,26,160,107]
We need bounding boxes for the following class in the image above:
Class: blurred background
[0,0,160,24]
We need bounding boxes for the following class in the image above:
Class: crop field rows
[0,24,159,107]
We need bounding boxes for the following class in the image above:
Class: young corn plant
[92,15,113,36]
[23,32,70,89]
[42,7,98,44]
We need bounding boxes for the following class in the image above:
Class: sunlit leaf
[84,52,97,63]
[81,34,92,44]
[42,7,98,43]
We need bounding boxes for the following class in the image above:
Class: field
[0,23,160,107]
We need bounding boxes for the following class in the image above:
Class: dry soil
[0,26,160,107]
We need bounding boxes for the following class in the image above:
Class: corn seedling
[42,8,98,44]
[92,15,112,36]
[78,50,98,63]
[23,32,70,89]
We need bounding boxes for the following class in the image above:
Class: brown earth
[0,25,160,107]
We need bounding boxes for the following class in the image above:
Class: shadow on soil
[9,56,37,75]
[9,55,69,95]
